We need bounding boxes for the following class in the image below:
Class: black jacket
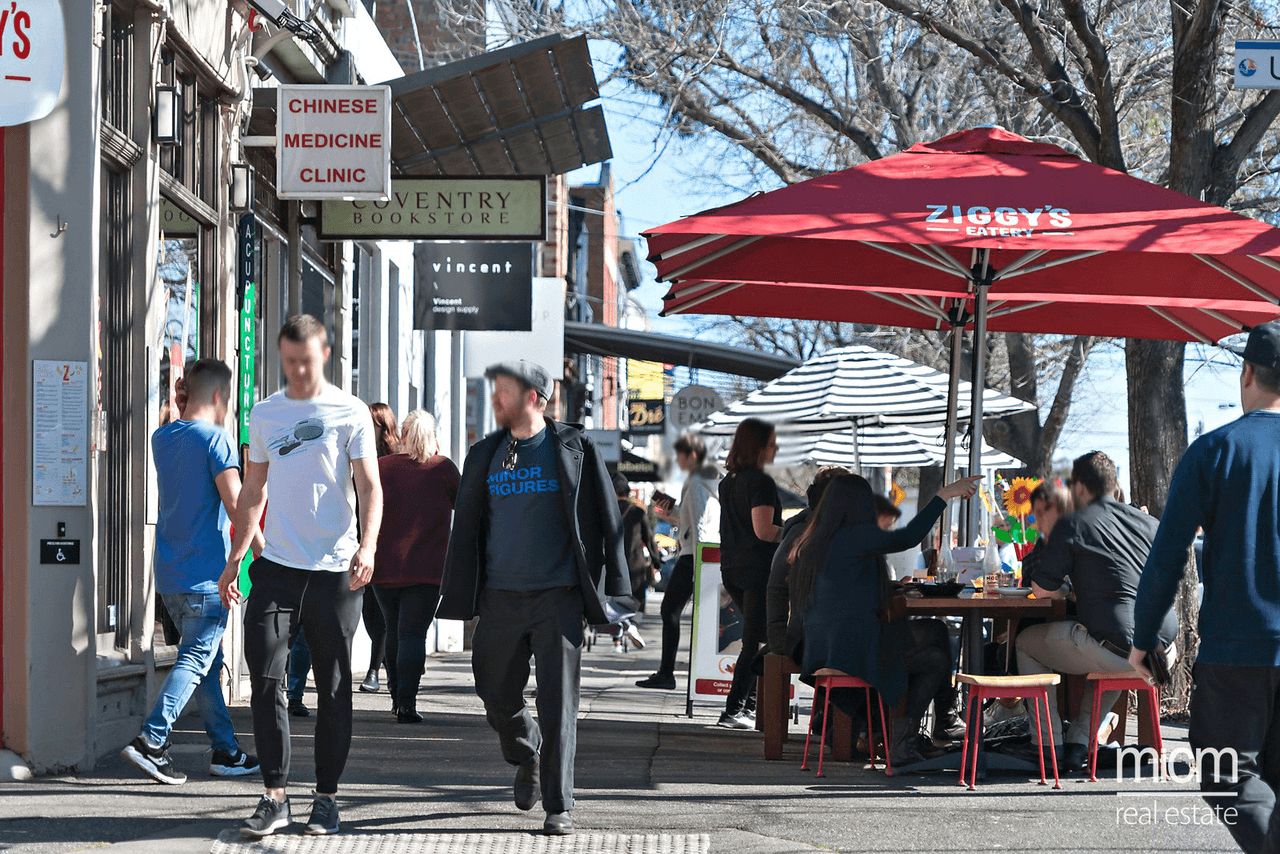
[437,418,630,625]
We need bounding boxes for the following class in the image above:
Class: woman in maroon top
[373,410,460,723]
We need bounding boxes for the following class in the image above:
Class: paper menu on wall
[33,360,88,506]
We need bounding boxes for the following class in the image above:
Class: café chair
[956,673,1061,790]
[801,668,892,778]
[1084,671,1163,783]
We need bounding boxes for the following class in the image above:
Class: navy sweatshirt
[1133,410,1280,665]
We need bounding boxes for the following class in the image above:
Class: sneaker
[210,749,260,777]
[717,711,755,730]
[240,795,291,838]
[121,736,187,785]
[622,623,646,649]
[635,672,676,690]
[288,699,311,718]
[982,698,1025,728]
[304,793,340,836]
[544,810,573,835]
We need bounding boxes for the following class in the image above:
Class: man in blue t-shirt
[1132,320,1280,852]
[438,360,629,837]
[121,359,263,785]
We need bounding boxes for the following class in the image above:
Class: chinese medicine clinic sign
[0,0,64,127]
[277,85,391,200]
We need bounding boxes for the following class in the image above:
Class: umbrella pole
[940,321,963,555]
[968,252,992,544]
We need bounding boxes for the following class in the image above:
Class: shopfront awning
[248,34,611,178]
[385,34,611,177]
[563,321,801,381]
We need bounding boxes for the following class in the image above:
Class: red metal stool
[1085,670,1164,783]
[802,668,892,777]
[956,673,1061,790]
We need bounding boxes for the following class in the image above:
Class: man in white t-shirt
[219,314,382,839]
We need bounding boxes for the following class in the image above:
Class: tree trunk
[1125,338,1186,516]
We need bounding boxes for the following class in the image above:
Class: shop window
[157,202,201,424]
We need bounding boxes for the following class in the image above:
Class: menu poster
[33,360,88,506]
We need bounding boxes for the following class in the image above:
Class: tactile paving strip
[212,831,710,854]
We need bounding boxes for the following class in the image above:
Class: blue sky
[567,53,1251,492]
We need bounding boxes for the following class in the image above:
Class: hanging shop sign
[318,177,546,240]
[277,85,391,200]
[0,0,64,127]
[1235,41,1280,88]
[414,242,532,331]
[670,384,725,431]
[627,398,665,435]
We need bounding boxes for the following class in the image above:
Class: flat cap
[484,359,554,400]
[1242,320,1280,370]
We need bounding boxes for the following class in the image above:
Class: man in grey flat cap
[1131,320,1280,852]
[438,359,628,836]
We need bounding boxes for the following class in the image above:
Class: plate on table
[913,581,965,598]
[997,587,1033,598]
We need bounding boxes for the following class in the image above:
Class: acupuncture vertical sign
[236,215,257,447]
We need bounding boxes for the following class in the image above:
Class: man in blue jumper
[1131,320,1280,853]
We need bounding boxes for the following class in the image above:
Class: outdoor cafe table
[892,592,1068,774]
[898,592,1068,675]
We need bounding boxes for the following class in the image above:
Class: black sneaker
[121,736,187,785]
[635,672,676,690]
[717,711,755,730]
[288,699,311,718]
[304,793,340,835]
[210,749,260,777]
[240,795,291,838]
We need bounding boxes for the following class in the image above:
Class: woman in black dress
[716,418,782,729]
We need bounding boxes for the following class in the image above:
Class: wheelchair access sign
[40,539,80,564]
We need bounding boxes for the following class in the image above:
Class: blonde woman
[371,411,460,722]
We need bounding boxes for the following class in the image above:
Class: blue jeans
[141,591,239,753]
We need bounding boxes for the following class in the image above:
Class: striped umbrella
[761,424,1020,469]
[698,344,1033,436]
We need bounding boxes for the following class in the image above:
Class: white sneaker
[623,623,646,649]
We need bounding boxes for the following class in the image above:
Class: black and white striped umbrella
[699,345,1034,436]
[763,425,1019,469]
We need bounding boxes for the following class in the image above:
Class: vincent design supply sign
[414,243,532,331]
[0,0,64,126]
[277,85,391,200]
[319,177,546,240]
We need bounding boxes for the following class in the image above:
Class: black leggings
[373,583,442,710]
[243,559,363,793]
[362,587,386,675]
[657,555,695,677]
[722,572,768,717]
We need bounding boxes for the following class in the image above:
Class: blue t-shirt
[484,427,576,591]
[152,419,239,594]
[1134,410,1280,665]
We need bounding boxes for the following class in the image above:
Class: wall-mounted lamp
[230,162,255,212]
[153,85,180,144]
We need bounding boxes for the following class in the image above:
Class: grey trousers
[1016,619,1176,746]
[472,586,584,814]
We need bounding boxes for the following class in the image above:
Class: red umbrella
[645,127,1280,528]
[648,127,1280,343]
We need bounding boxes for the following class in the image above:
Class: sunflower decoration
[1003,476,1041,518]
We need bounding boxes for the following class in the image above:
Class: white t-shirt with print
[248,384,375,572]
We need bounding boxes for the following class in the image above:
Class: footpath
[0,608,1240,854]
